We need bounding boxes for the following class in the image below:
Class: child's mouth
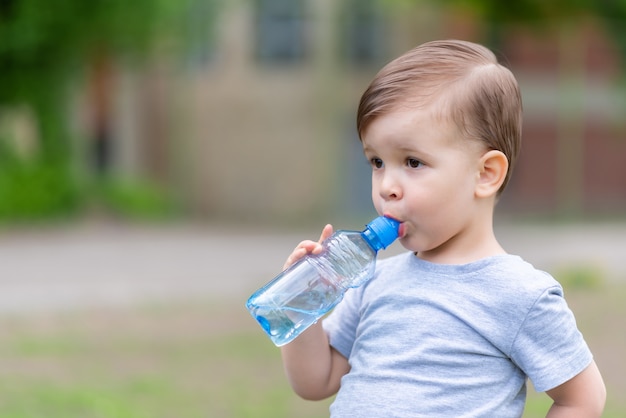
[384,214,406,238]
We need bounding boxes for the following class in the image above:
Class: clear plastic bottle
[246,216,400,346]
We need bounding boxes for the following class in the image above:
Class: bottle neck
[361,228,382,252]
[360,216,400,251]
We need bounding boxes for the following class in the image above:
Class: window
[183,0,220,70]
[254,0,308,64]
[340,0,386,67]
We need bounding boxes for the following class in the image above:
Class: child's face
[362,106,488,261]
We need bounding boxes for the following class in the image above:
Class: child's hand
[282,224,334,270]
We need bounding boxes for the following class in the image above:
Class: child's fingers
[282,224,334,270]
[318,224,334,246]
[283,240,319,269]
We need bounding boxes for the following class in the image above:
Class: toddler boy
[279,40,605,417]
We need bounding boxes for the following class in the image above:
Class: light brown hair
[356,39,522,194]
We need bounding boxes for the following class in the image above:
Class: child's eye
[370,158,383,169]
[407,158,423,168]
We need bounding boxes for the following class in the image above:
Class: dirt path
[0,220,623,314]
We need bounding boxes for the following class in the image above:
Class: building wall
[500,21,626,215]
[111,2,626,223]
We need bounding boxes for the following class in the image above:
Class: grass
[0,284,623,417]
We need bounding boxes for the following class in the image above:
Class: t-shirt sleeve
[322,286,362,360]
[510,285,593,392]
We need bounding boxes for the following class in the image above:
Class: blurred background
[0,0,625,417]
[0,0,625,225]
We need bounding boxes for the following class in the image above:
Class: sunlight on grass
[0,304,333,418]
[0,285,622,417]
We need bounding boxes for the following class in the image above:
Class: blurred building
[99,0,626,224]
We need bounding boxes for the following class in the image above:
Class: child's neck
[416,211,504,265]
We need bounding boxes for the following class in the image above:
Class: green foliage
[0,140,81,221]
[95,178,176,221]
[0,380,173,418]
[0,135,178,222]
[0,0,209,125]
[0,0,219,223]
[0,164,79,220]
[0,0,218,102]
[439,0,626,21]
[554,264,606,290]
[593,1,626,72]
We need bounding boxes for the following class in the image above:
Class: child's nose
[380,173,402,200]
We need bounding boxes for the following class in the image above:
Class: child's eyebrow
[361,143,379,155]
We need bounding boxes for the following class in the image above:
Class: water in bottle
[246,216,400,346]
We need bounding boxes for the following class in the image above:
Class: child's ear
[475,150,508,198]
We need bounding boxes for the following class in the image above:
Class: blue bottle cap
[363,216,400,251]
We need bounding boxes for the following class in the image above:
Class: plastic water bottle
[246,216,400,346]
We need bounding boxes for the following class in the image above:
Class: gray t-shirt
[323,252,592,417]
